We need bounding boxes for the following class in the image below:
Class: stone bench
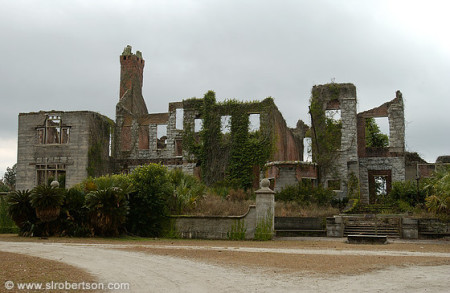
[347,234,388,244]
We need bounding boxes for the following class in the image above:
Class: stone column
[255,178,275,236]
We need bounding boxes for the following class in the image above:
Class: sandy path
[1,241,449,293]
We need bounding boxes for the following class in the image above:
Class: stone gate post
[255,178,275,236]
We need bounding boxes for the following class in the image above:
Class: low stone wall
[173,206,257,239]
[275,217,326,237]
[327,215,449,239]
[172,178,275,240]
[418,218,450,238]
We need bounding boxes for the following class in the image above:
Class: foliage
[60,188,90,237]
[127,163,173,237]
[254,211,273,241]
[162,218,180,239]
[425,167,450,217]
[387,181,426,208]
[309,84,342,178]
[3,164,16,191]
[85,187,129,236]
[183,91,275,189]
[0,181,10,192]
[30,185,65,210]
[168,168,206,214]
[227,219,246,240]
[347,172,360,200]
[365,118,389,148]
[0,194,18,233]
[6,190,35,230]
[275,181,335,207]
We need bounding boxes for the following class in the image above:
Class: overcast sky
[1,0,449,177]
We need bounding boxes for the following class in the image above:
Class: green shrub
[388,181,426,207]
[425,167,450,218]
[275,182,335,207]
[254,212,273,241]
[86,187,129,236]
[0,194,18,233]
[227,219,246,240]
[6,190,35,231]
[168,168,206,214]
[60,188,90,237]
[127,164,173,237]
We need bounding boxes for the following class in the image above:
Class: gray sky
[1,0,449,177]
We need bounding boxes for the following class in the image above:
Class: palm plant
[30,184,65,222]
[85,187,129,236]
[6,189,35,229]
[425,167,450,217]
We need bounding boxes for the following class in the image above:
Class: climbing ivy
[309,83,343,179]
[182,92,275,189]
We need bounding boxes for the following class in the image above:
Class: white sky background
[0,0,449,177]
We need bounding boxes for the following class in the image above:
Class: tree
[128,163,173,236]
[3,164,16,191]
[365,118,389,148]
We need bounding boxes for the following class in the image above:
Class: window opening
[157,124,167,149]
[176,108,184,130]
[328,179,341,190]
[37,115,70,145]
[221,115,231,134]
[303,137,312,162]
[249,113,260,132]
[194,119,203,132]
[36,164,66,187]
[374,175,387,197]
[365,117,389,148]
[325,109,341,121]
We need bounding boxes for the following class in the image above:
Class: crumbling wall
[310,83,358,198]
[356,92,406,203]
[17,111,112,190]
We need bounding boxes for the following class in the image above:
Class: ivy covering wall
[183,91,276,189]
[309,83,343,180]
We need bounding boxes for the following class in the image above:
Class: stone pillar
[402,218,418,239]
[326,216,344,237]
[255,178,275,236]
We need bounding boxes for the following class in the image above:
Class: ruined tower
[117,45,148,116]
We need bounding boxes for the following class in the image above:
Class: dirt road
[1,241,449,292]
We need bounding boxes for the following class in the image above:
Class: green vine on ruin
[309,83,343,179]
[182,92,275,189]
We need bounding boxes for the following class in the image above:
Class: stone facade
[113,47,307,185]
[16,111,112,190]
[311,83,406,204]
[16,47,411,204]
[16,46,306,189]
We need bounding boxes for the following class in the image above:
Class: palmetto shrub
[30,185,65,222]
[6,190,36,232]
[85,187,129,237]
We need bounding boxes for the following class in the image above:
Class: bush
[387,181,426,207]
[275,182,335,207]
[85,187,129,236]
[168,168,206,214]
[60,188,90,237]
[425,167,450,218]
[30,185,65,223]
[6,190,35,232]
[127,164,173,237]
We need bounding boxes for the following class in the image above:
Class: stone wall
[173,206,257,239]
[359,157,405,204]
[17,111,111,190]
[173,179,274,240]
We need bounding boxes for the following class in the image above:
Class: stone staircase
[343,216,401,238]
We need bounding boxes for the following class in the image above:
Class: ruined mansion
[16,46,429,204]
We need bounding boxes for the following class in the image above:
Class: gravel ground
[0,238,449,292]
